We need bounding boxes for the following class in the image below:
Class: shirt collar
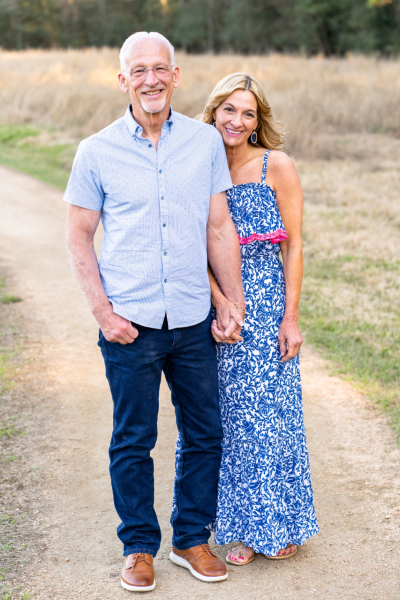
[124,104,174,138]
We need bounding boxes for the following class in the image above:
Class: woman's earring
[251,130,257,144]
[213,122,217,128]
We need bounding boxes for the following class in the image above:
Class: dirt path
[1,165,399,600]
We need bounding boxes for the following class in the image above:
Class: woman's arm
[208,266,243,344]
[267,151,304,362]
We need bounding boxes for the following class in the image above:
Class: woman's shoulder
[266,149,295,172]
[266,150,299,186]
[266,150,302,196]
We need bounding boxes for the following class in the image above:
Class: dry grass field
[0,49,399,435]
[1,48,400,156]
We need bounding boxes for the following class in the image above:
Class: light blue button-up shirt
[64,105,232,329]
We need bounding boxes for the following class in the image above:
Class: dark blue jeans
[98,312,223,557]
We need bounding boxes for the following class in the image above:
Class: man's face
[118,39,179,115]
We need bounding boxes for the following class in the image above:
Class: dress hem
[213,525,319,555]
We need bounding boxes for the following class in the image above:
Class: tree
[298,0,377,55]
[369,0,400,53]
[0,0,399,55]
[0,0,62,48]
[221,0,299,54]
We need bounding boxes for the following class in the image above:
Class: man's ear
[172,65,180,89]
[118,72,129,94]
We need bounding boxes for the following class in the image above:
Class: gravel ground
[0,165,399,600]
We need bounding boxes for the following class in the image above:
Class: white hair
[119,32,175,72]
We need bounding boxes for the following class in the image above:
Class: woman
[204,73,319,564]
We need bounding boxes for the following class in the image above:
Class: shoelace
[196,544,218,560]
[128,553,149,570]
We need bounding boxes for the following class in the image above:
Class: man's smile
[142,89,164,97]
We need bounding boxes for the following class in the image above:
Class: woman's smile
[225,126,244,137]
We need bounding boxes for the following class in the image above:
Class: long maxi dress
[172,150,318,554]
[213,150,319,554]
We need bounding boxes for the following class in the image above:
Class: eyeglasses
[125,65,175,81]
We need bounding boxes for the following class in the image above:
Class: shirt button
[164,279,167,283]
[161,196,164,200]
[163,223,166,227]
[148,144,152,148]
[159,169,162,173]
[164,251,167,256]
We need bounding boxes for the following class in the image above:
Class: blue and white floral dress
[213,150,318,554]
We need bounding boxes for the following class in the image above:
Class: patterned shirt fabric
[173,150,319,554]
[64,105,232,329]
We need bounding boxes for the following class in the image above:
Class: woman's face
[213,89,258,148]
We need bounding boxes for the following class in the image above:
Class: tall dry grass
[1,48,400,157]
[0,48,399,433]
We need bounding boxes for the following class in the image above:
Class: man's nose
[144,68,159,86]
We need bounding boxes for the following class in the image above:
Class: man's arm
[207,191,245,339]
[66,204,138,344]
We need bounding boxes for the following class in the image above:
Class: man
[65,31,245,592]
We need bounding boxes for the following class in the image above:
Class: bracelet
[234,303,246,318]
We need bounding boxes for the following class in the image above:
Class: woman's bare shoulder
[266,150,301,191]
[267,150,295,172]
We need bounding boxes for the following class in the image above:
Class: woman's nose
[230,116,242,129]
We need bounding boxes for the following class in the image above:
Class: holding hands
[211,297,245,344]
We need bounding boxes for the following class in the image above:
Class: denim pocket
[97,330,109,360]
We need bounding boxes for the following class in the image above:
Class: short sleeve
[210,129,232,195]
[63,139,104,210]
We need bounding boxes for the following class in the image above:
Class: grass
[0,125,76,190]
[299,154,400,438]
[0,50,399,438]
[0,296,21,305]
[0,355,18,394]
[0,278,21,305]
[0,424,14,438]
[300,255,400,436]
[1,50,400,158]
[1,586,29,600]
[0,280,34,599]
[0,279,22,393]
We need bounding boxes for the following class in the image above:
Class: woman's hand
[211,319,243,344]
[212,297,244,344]
[278,315,303,362]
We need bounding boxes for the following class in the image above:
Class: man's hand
[97,304,139,344]
[278,316,303,362]
[211,320,243,344]
[211,297,244,344]
[66,204,138,345]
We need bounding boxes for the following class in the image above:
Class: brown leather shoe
[121,553,156,592]
[170,544,228,582]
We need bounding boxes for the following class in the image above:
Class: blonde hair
[199,72,285,150]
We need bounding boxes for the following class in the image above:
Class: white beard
[139,94,167,115]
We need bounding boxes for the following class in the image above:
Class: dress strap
[261,150,270,185]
